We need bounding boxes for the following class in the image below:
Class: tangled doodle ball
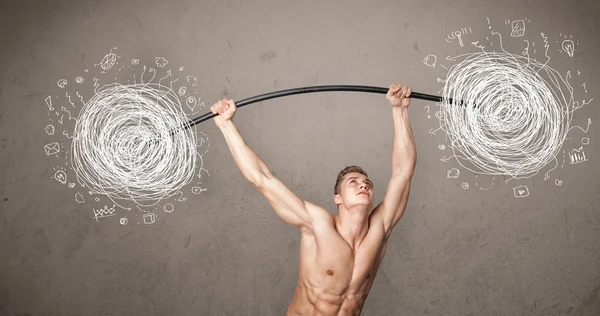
[441,52,573,178]
[71,83,197,204]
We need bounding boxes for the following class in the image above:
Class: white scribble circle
[441,52,573,178]
[71,83,197,206]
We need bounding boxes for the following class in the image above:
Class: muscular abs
[286,216,389,316]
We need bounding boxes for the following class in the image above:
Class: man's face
[334,172,374,209]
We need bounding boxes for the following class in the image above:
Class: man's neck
[334,206,370,250]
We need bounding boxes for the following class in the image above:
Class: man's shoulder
[304,201,335,221]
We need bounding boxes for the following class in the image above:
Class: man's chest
[298,225,388,291]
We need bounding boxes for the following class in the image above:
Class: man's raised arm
[371,84,417,237]
[211,98,314,231]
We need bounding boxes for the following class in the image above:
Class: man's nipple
[326,269,334,276]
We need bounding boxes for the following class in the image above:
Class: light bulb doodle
[562,40,575,57]
[53,169,67,184]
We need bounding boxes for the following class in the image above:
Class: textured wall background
[0,0,599,315]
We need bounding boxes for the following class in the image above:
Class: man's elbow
[392,160,416,179]
[251,171,273,191]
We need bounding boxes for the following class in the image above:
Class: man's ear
[333,194,341,205]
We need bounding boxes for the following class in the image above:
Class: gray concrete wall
[1,0,599,315]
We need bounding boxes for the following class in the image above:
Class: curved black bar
[181,85,463,130]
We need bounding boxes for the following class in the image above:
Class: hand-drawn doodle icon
[155,57,168,68]
[569,147,587,164]
[75,192,86,203]
[131,59,140,65]
[178,86,187,96]
[555,179,563,186]
[68,183,75,188]
[54,169,67,184]
[454,31,465,47]
[97,48,117,71]
[191,187,207,194]
[186,76,198,87]
[44,142,60,155]
[510,20,525,37]
[143,213,156,224]
[462,182,469,189]
[163,203,174,213]
[179,66,184,71]
[513,185,529,198]
[120,218,128,225]
[562,40,575,57]
[93,205,116,221]
[423,54,437,67]
[75,77,84,84]
[45,124,55,135]
[581,137,590,145]
[435,111,443,120]
[447,168,460,179]
[45,95,54,111]
[186,96,197,111]
[446,28,471,47]
[57,79,67,88]
[95,197,100,202]
[438,144,446,150]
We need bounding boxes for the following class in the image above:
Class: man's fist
[386,84,412,108]
[210,98,237,127]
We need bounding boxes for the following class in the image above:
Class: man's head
[333,166,374,211]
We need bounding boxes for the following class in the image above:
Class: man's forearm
[391,107,416,177]
[218,120,271,185]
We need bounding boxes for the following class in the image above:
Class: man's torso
[286,206,389,316]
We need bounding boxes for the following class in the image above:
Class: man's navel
[326,269,334,276]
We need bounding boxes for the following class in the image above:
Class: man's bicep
[257,176,314,230]
[372,174,412,237]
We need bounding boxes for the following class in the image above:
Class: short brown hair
[334,166,369,195]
